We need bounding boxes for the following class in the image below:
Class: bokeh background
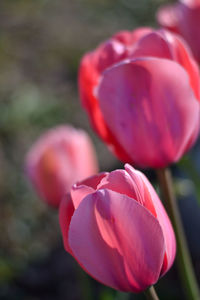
[0,0,200,299]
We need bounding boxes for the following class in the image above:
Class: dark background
[0,0,199,299]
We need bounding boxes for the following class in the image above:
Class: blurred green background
[0,0,199,299]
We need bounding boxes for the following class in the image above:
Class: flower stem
[144,286,159,300]
[156,168,200,300]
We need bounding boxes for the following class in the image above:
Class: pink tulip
[59,164,176,292]
[79,29,200,168]
[79,28,153,161]
[25,125,98,207]
[157,0,200,63]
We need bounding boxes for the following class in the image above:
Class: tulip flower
[157,0,200,63]
[25,125,98,207]
[79,29,200,168]
[79,27,153,161]
[59,164,176,293]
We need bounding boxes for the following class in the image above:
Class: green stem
[156,168,200,300]
[144,286,159,300]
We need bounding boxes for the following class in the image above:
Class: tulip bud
[59,164,176,292]
[25,125,98,207]
[79,29,200,168]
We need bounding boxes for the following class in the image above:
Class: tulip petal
[139,173,176,275]
[79,51,133,162]
[131,30,200,101]
[95,40,127,73]
[113,28,153,46]
[71,172,108,208]
[78,51,109,139]
[79,39,127,137]
[131,31,173,60]
[97,58,200,168]
[59,194,75,254]
[68,189,165,292]
[97,169,141,199]
[124,164,157,216]
[125,164,176,274]
[167,32,200,101]
[98,169,156,217]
